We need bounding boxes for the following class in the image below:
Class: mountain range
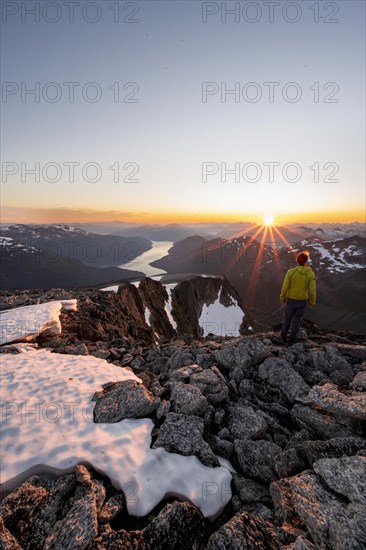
[0,224,150,289]
[1,223,365,332]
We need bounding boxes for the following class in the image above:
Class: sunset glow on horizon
[1,204,365,226]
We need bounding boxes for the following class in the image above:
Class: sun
[263,214,275,226]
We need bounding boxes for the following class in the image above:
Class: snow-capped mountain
[286,236,365,274]
[0,224,152,267]
[295,223,366,241]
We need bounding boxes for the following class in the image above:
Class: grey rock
[232,473,271,504]
[205,434,234,459]
[203,404,215,428]
[291,403,349,439]
[229,366,246,384]
[156,399,170,420]
[89,524,145,549]
[302,436,366,465]
[283,535,315,549]
[0,479,49,548]
[120,353,134,366]
[234,439,281,483]
[313,455,366,505]
[0,516,22,550]
[274,447,308,478]
[43,465,105,550]
[64,343,89,355]
[109,347,123,360]
[214,408,225,425]
[92,380,160,422]
[143,501,205,550]
[231,495,242,512]
[169,363,203,382]
[228,379,238,394]
[270,470,366,550]
[27,474,77,547]
[257,358,309,403]
[217,427,231,440]
[239,379,255,396]
[309,346,354,385]
[350,371,366,391]
[333,344,366,362]
[214,338,270,372]
[170,383,208,416]
[227,404,268,440]
[190,368,229,404]
[98,493,126,524]
[166,349,196,372]
[307,383,366,420]
[91,348,110,359]
[239,503,274,523]
[205,511,278,549]
[152,413,219,467]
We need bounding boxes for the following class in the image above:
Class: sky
[1,0,365,225]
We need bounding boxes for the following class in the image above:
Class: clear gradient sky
[1,0,365,224]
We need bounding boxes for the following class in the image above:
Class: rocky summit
[0,286,365,550]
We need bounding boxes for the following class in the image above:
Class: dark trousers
[281,298,307,340]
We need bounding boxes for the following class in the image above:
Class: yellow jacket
[280,265,316,305]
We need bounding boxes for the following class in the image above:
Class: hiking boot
[281,334,287,344]
[288,336,298,345]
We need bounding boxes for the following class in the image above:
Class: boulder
[213,338,269,372]
[143,501,205,550]
[92,380,160,422]
[170,383,208,416]
[190,368,229,404]
[302,436,366,465]
[205,511,278,549]
[234,439,281,483]
[227,404,268,440]
[232,474,271,505]
[152,413,219,467]
[313,455,366,506]
[291,403,350,439]
[43,466,105,550]
[257,358,309,403]
[308,346,354,385]
[350,372,366,391]
[307,383,366,420]
[270,469,366,550]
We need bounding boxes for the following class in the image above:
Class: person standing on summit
[280,251,316,344]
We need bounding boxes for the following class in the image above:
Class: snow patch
[144,306,152,325]
[0,350,232,518]
[199,288,244,337]
[0,300,77,345]
[164,283,177,330]
[100,285,119,292]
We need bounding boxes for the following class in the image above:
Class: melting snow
[164,283,177,329]
[199,289,243,337]
[100,285,119,292]
[0,300,77,345]
[0,350,232,518]
[144,306,151,325]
